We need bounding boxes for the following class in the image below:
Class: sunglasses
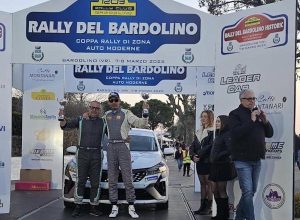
[241,97,257,101]
[89,106,100,110]
[109,98,119,103]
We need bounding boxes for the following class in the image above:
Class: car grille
[101,169,147,182]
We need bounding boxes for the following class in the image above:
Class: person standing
[209,115,237,219]
[182,145,192,176]
[190,110,214,215]
[174,146,183,172]
[104,92,149,219]
[60,101,106,217]
[229,89,273,220]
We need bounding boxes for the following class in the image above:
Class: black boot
[194,199,207,215]
[72,204,81,218]
[89,205,103,216]
[211,198,220,219]
[219,198,229,219]
[199,199,212,215]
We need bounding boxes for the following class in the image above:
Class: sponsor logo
[203,104,214,111]
[265,142,284,160]
[26,1,200,54]
[31,89,56,100]
[31,129,55,161]
[31,148,55,159]
[203,90,214,96]
[0,23,5,51]
[220,64,261,94]
[201,71,215,84]
[262,183,285,209]
[0,125,5,132]
[257,94,285,114]
[0,199,3,208]
[174,82,183,92]
[91,0,136,16]
[296,73,300,81]
[77,81,86,91]
[0,161,4,168]
[32,46,44,61]
[30,108,56,120]
[29,68,57,82]
[182,48,194,64]
[222,13,288,54]
[74,65,187,86]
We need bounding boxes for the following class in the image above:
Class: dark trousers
[75,148,102,205]
[183,163,191,175]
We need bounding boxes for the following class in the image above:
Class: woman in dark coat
[190,110,214,215]
[209,115,237,220]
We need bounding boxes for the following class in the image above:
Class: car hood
[102,151,163,170]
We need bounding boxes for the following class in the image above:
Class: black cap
[108,92,120,99]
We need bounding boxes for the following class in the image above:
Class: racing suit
[104,108,148,204]
[61,117,106,205]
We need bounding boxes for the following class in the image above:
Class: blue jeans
[234,160,261,220]
[176,159,183,170]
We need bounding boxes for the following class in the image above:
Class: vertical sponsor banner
[194,66,215,192]
[296,71,300,134]
[22,64,64,189]
[214,1,296,219]
[65,65,197,94]
[0,11,12,214]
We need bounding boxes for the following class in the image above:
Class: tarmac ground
[1,156,299,220]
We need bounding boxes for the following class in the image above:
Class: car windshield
[102,135,158,151]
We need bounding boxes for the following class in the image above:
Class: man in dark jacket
[229,89,273,220]
[60,101,106,217]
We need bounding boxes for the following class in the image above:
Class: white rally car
[63,128,170,209]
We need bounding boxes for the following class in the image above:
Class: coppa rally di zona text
[74,65,186,74]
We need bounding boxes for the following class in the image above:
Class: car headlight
[65,161,77,180]
[146,162,167,175]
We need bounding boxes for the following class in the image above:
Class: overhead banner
[22,64,64,189]
[65,65,197,94]
[12,0,215,66]
[214,1,296,219]
[0,11,12,214]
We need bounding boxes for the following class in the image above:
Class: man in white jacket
[104,92,149,219]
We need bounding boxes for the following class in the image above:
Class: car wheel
[64,201,75,209]
[156,201,169,210]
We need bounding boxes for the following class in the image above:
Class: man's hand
[259,111,269,124]
[83,112,90,119]
[251,109,260,122]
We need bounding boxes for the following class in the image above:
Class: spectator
[229,89,273,220]
[174,146,183,171]
[209,115,237,219]
[190,110,214,215]
[182,146,191,176]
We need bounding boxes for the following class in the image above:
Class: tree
[199,0,280,15]
[130,99,174,130]
[101,100,131,113]
[166,94,196,144]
